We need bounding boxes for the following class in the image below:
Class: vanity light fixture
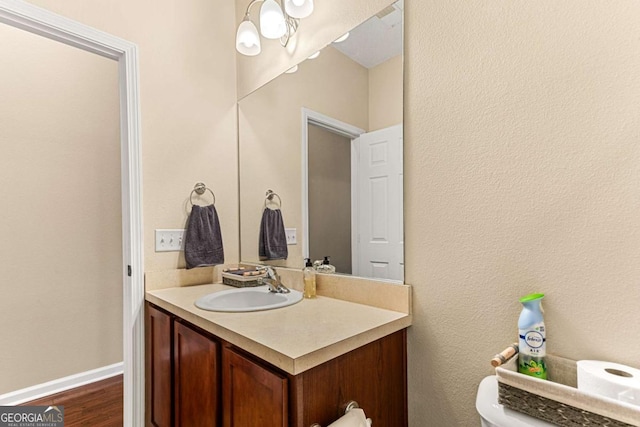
[307,51,320,59]
[260,0,286,39]
[236,18,262,56]
[236,0,314,56]
[334,32,350,43]
[284,0,314,18]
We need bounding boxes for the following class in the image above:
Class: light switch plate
[285,228,297,245]
[155,229,185,252]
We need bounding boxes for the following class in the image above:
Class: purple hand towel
[259,208,288,260]
[185,204,224,269]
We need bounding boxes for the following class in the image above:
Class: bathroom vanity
[145,280,411,427]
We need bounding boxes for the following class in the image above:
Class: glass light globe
[260,0,286,39]
[334,32,350,43]
[236,19,261,56]
[284,0,314,19]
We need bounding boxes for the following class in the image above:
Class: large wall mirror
[239,0,404,282]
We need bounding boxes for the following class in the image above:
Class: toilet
[476,376,554,426]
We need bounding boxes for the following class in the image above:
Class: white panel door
[355,124,403,281]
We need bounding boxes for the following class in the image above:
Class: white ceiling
[332,0,403,69]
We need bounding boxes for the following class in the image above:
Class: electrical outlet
[155,229,185,252]
[285,228,297,245]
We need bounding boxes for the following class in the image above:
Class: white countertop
[146,283,412,375]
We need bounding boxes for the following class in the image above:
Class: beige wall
[308,124,352,274]
[369,54,403,131]
[238,46,368,268]
[25,0,240,273]
[0,25,121,393]
[405,1,640,424]
[238,1,640,425]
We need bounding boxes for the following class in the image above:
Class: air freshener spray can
[518,293,547,380]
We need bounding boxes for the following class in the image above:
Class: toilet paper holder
[310,400,371,427]
[343,400,360,413]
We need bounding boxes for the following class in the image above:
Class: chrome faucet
[257,266,290,294]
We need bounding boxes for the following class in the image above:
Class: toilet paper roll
[327,408,372,427]
[577,360,640,407]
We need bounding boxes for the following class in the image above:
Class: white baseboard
[0,362,124,406]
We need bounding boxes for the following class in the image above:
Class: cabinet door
[295,329,408,427]
[174,321,220,427]
[145,304,173,427]
[222,347,288,427]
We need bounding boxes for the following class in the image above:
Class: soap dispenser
[320,256,336,274]
[303,258,316,299]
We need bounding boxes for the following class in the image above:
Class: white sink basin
[195,286,303,312]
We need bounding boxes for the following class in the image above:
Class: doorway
[302,108,404,281]
[0,21,122,396]
[307,124,353,274]
[0,2,143,426]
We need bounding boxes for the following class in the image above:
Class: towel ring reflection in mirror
[264,189,282,209]
[190,182,216,206]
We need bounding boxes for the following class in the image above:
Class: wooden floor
[22,375,123,426]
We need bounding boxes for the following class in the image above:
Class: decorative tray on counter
[495,354,640,427]
[221,266,266,288]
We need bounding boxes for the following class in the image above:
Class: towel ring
[190,182,216,206]
[264,189,282,209]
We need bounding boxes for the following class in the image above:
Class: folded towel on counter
[185,204,224,269]
[259,208,288,260]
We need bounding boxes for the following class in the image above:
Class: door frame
[301,108,364,267]
[0,1,144,426]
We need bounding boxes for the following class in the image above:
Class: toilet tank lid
[476,376,555,427]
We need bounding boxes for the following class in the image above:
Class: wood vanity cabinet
[145,302,407,427]
[146,304,221,427]
[146,303,173,427]
[222,347,288,427]
[173,321,220,426]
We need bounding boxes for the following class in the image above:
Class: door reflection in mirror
[305,116,403,281]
